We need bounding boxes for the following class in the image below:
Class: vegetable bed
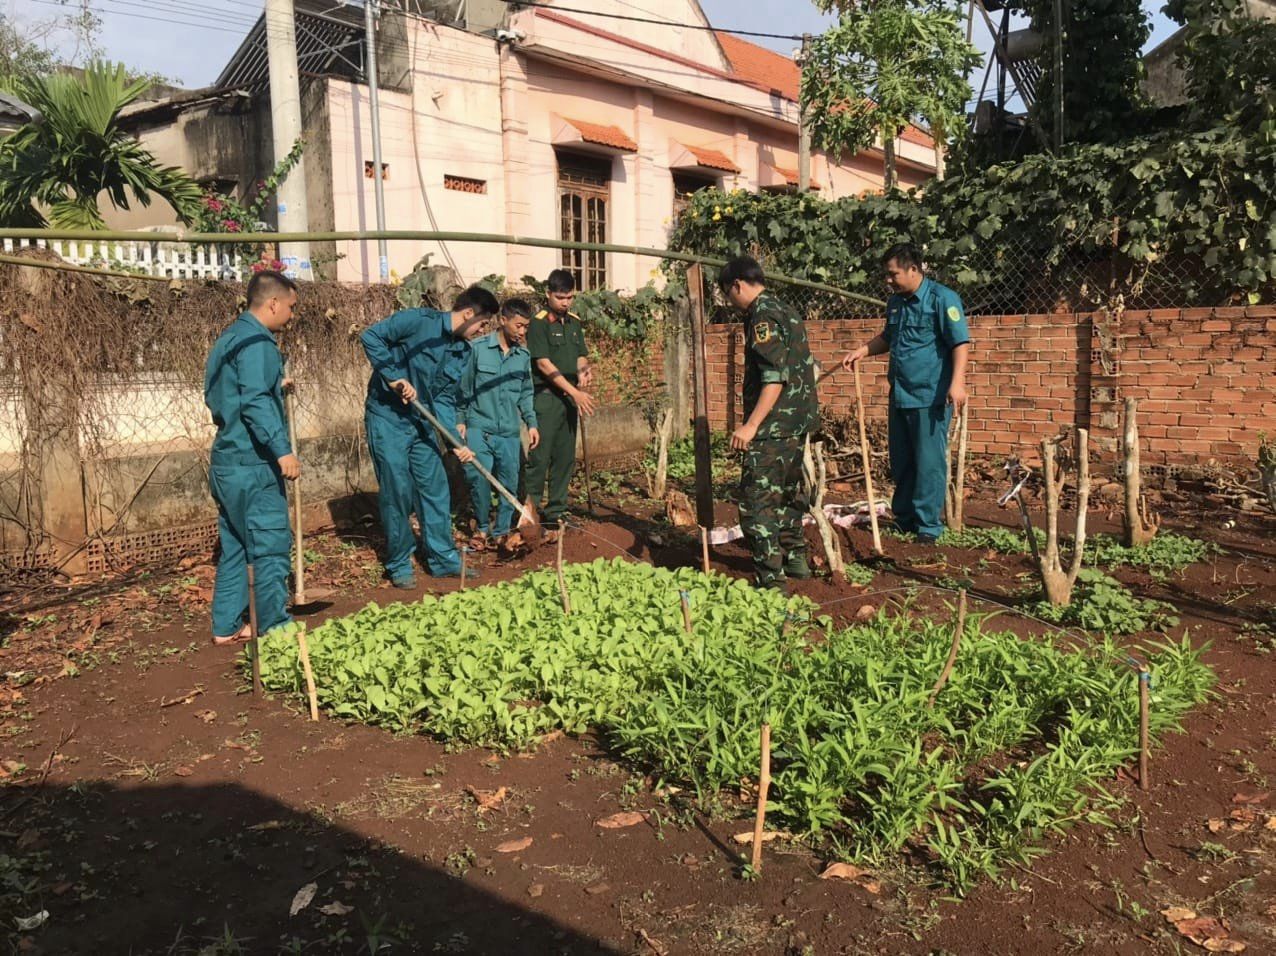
[259,559,1213,888]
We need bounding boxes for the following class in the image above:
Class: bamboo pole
[247,564,262,696]
[296,625,319,722]
[928,590,967,707]
[556,522,571,615]
[852,364,883,554]
[286,388,307,604]
[751,723,772,873]
[700,526,710,575]
[687,263,714,530]
[1138,667,1151,791]
[0,228,885,305]
[460,546,467,592]
[680,590,692,633]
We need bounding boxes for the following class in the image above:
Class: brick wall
[703,306,1276,467]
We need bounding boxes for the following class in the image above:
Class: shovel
[395,382,542,547]
[285,387,336,611]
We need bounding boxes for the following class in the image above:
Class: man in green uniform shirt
[361,286,498,587]
[842,243,970,542]
[525,269,595,533]
[720,256,820,590]
[203,271,300,645]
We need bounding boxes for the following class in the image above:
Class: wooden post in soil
[1037,429,1091,606]
[700,526,711,576]
[556,522,571,615]
[247,564,262,696]
[679,590,692,633]
[945,405,970,533]
[750,722,772,873]
[460,547,467,592]
[803,436,844,575]
[928,589,967,708]
[1121,397,1160,547]
[1138,666,1151,791]
[852,364,883,555]
[296,624,319,721]
[686,263,715,532]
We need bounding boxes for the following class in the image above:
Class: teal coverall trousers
[464,427,522,537]
[888,403,952,539]
[366,413,461,580]
[209,460,292,637]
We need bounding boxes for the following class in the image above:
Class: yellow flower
[712,212,721,221]
[714,205,721,213]
[724,206,733,214]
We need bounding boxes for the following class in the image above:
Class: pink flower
[222,220,241,233]
[203,196,224,212]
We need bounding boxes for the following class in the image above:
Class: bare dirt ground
[1,475,1274,955]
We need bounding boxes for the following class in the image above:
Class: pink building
[120,0,936,286]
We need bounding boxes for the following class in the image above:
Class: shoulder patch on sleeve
[946,305,962,321]
[753,320,773,344]
[535,309,548,319]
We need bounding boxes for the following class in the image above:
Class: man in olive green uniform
[843,243,970,542]
[203,271,300,644]
[721,256,820,590]
[525,269,595,531]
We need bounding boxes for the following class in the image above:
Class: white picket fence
[1,235,231,279]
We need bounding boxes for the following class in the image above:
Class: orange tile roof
[684,144,740,173]
[561,117,638,152]
[770,165,822,190]
[714,31,800,103]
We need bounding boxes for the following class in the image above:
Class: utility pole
[795,33,811,193]
[364,0,390,282]
[264,0,311,279]
[1052,0,1065,151]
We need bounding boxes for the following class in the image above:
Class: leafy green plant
[843,563,874,587]
[938,525,1044,554]
[1084,533,1214,574]
[255,561,1212,890]
[1030,569,1178,634]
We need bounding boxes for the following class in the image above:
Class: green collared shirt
[204,311,290,466]
[743,291,819,440]
[527,309,588,391]
[883,277,971,409]
[459,332,537,438]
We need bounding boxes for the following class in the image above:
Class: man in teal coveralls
[458,298,540,552]
[843,243,970,542]
[203,271,300,645]
[361,286,499,587]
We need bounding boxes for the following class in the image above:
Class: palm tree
[0,61,201,229]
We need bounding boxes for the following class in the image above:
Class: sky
[16,0,1180,92]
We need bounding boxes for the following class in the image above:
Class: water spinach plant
[256,559,1213,890]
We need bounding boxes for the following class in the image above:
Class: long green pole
[0,228,884,306]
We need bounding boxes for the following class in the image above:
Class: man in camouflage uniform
[720,256,820,590]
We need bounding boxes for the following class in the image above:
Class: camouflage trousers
[738,435,808,588]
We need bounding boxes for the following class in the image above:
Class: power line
[498,0,807,43]
[28,0,251,36]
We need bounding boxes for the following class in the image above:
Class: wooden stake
[285,388,308,605]
[556,522,571,615]
[1138,667,1151,791]
[679,590,692,633]
[460,546,467,592]
[928,589,967,707]
[247,564,262,696]
[751,723,772,873]
[686,263,715,529]
[296,625,319,722]
[700,526,710,575]
[852,364,883,555]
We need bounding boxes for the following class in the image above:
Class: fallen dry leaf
[289,882,317,917]
[1175,916,1230,942]
[174,766,193,777]
[1163,907,1197,923]
[467,786,507,811]
[597,811,647,829]
[248,820,285,831]
[1203,941,1245,953]
[584,882,610,895]
[318,901,354,917]
[820,862,869,882]
[195,710,217,723]
[1232,792,1269,805]
[858,878,883,895]
[1207,818,1226,833]
[527,883,544,898]
[1265,816,1276,832]
[732,830,792,845]
[494,836,533,853]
